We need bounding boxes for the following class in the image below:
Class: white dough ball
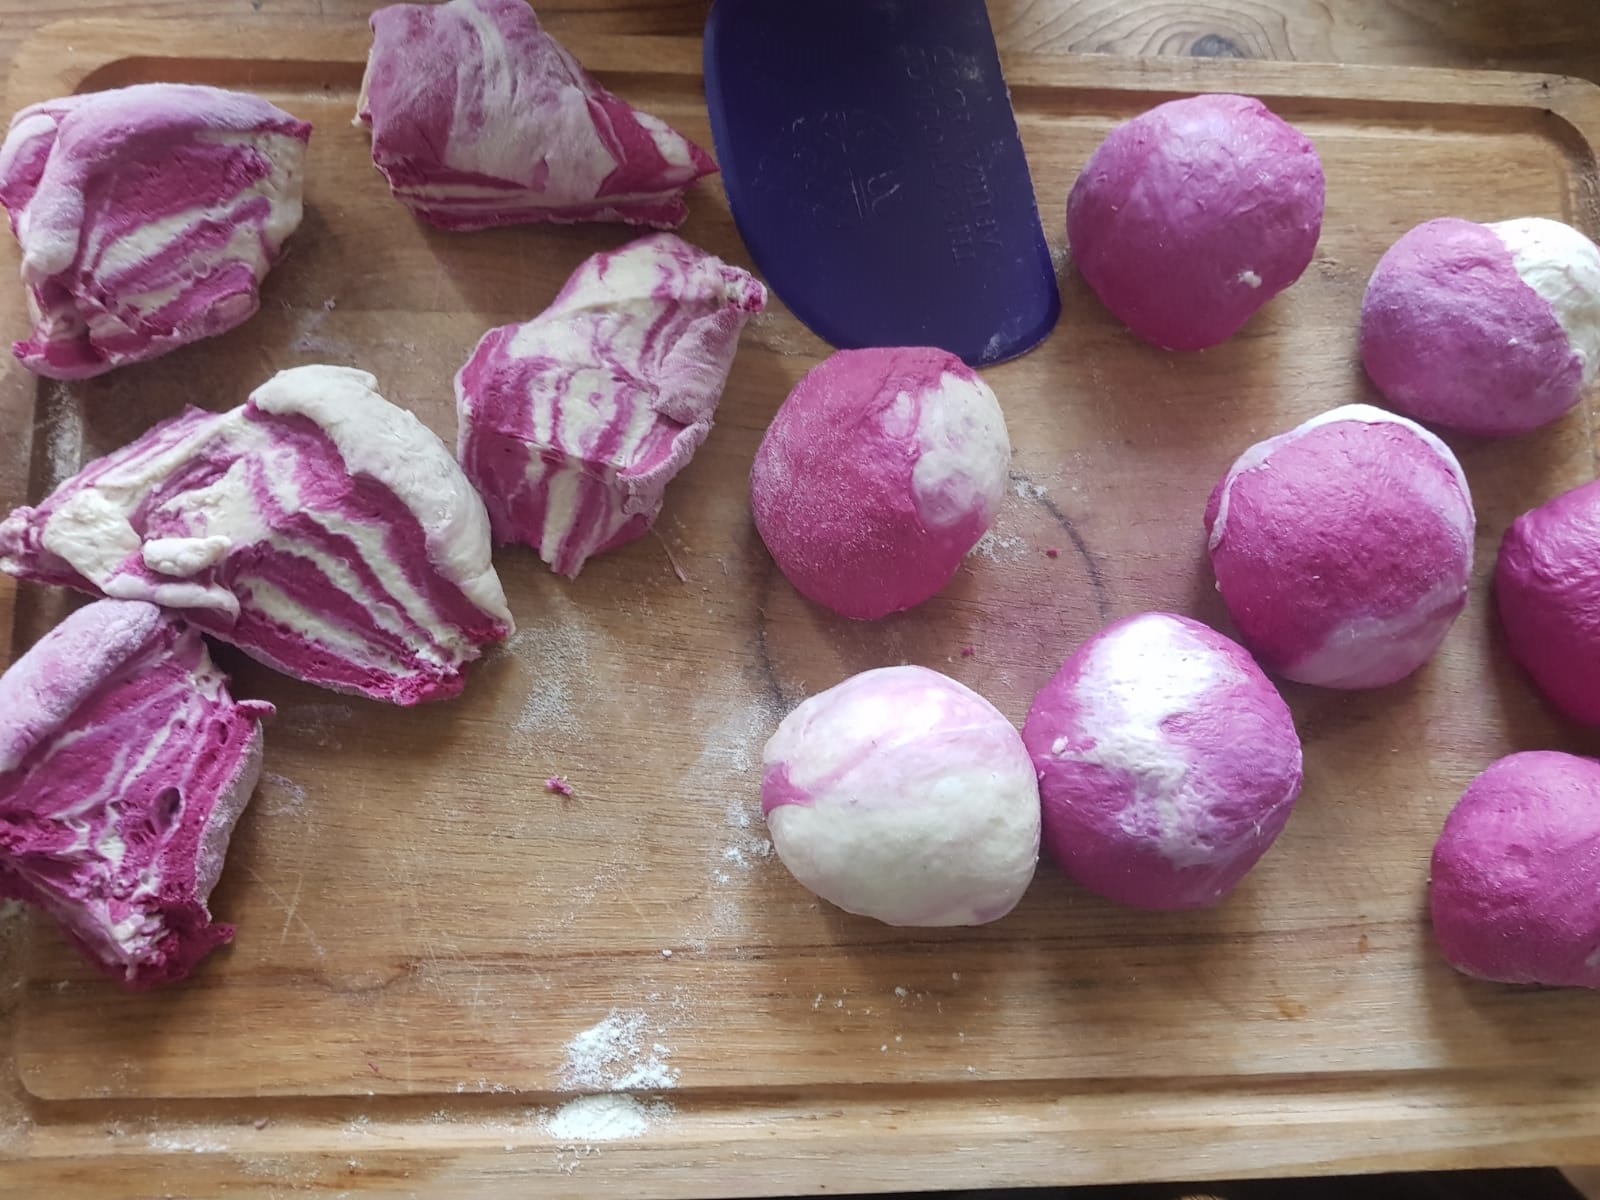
[760,665,1040,926]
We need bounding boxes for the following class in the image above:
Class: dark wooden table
[3,0,1600,84]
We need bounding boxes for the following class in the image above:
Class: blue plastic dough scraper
[703,0,1061,367]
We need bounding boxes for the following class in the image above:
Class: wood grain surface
[4,0,1600,84]
[3,13,1600,1200]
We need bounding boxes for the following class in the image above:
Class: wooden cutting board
[1,18,1599,1198]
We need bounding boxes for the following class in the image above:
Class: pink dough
[1205,404,1475,689]
[1066,93,1324,351]
[1496,479,1600,727]
[0,84,310,380]
[1430,751,1600,989]
[358,0,718,230]
[1362,217,1600,436]
[751,347,1011,620]
[0,365,512,705]
[1022,612,1303,910]
[456,233,766,577]
[761,665,1040,927]
[0,600,273,988]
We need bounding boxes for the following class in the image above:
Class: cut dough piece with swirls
[0,365,513,705]
[0,599,273,989]
[358,0,718,230]
[0,84,310,379]
[457,233,765,577]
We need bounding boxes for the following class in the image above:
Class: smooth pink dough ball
[1066,93,1325,351]
[750,347,1010,620]
[1496,479,1600,727]
[1362,217,1600,437]
[1022,612,1303,911]
[1204,404,1476,689]
[1430,751,1600,989]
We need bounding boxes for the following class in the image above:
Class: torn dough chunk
[358,0,717,230]
[0,365,513,705]
[0,83,310,379]
[457,233,764,577]
[0,600,273,989]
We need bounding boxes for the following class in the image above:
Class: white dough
[1492,217,1600,389]
[760,666,1040,927]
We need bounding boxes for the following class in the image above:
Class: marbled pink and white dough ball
[1496,480,1600,728]
[1067,93,1325,351]
[1022,613,1303,911]
[1431,751,1600,989]
[761,665,1040,926]
[751,348,1010,620]
[1362,217,1600,436]
[1205,404,1475,689]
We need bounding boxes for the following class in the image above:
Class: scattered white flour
[719,827,774,872]
[276,702,355,749]
[746,307,821,359]
[718,794,774,877]
[553,1142,605,1173]
[694,695,784,779]
[506,618,595,739]
[970,529,1026,562]
[291,302,353,357]
[259,772,307,817]
[0,900,27,1013]
[40,384,83,489]
[0,900,25,943]
[561,1011,680,1091]
[239,1156,321,1186]
[968,492,1036,563]
[1013,477,1049,501]
[146,1131,228,1153]
[676,693,785,946]
[542,1094,671,1142]
[894,986,909,999]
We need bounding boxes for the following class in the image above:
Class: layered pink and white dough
[0,600,273,988]
[751,347,1010,620]
[1066,93,1325,351]
[1496,480,1600,727]
[1431,751,1600,989]
[457,233,765,577]
[761,666,1040,926]
[1022,613,1303,910]
[0,84,310,380]
[358,0,718,230]
[1362,217,1600,436]
[1205,404,1475,689]
[0,365,512,705]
